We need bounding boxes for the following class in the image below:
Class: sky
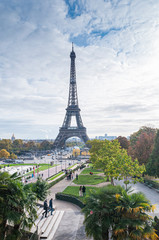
[0,0,159,140]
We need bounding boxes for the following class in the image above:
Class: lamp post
[48,158,50,178]
[56,160,57,174]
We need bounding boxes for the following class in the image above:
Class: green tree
[0,140,12,152]
[89,139,145,186]
[146,130,159,177]
[83,185,158,240]
[82,185,122,240]
[27,177,49,201]
[112,190,158,240]
[39,140,52,150]
[0,172,37,240]
[12,139,23,154]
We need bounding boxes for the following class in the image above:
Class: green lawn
[67,163,77,169]
[81,167,103,175]
[73,174,106,185]
[25,165,57,175]
[0,163,52,167]
[63,186,99,199]
[49,172,64,181]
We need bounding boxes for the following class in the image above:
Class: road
[115,179,159,217]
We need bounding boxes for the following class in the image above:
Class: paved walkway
[27,162,71,183]
[115,179,159,217]
[47,168,92,240]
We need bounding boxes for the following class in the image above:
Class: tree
[128,126,156,165]
[0,139,12,152]
[112,190,158,240]
[12,139,23,154]
[39,140,52,150]
[10,153,17,159]
[83,185,158,240]
[89,139,145,186]
[146,130,159,177]
[27,177,49,201]
[0,172,37,240]
[0,149,10,159]
[25,141,37,151]
[116,136,129,149]
[72,148,80,157]
[82,185,122,240]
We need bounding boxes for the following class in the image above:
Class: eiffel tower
[53,44,89,149]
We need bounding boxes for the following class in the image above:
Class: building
[11,134,15,142]
[95,133,117,141]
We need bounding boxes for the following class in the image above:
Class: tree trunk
[102,228,109,240]
[0,219,7,240]
[111,177,114,185]
[11,224,22,240]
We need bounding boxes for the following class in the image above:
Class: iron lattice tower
[53,44,89,148]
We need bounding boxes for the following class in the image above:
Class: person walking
[79,186,82,196]
[43,199,48,218]
[76,173,78,180]
[49,198,54,215]
[82,185,86,197]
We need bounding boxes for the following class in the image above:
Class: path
[115,178,159,217]
[27,162,70,183]
[36,166,92,240]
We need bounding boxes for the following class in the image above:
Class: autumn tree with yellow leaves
[0,149,10,159]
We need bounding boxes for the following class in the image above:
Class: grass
[81,167,103,175]
[25,165,57,175]
[0,163,52,167]
[67,163,77,170]
[73,174,106,185]
[48,172,64,181]
[63,186,99,199]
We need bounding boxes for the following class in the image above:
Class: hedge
[48,174,66,189]
[55,192,85,208]
[47,164,83,189]
[144,178,159,190]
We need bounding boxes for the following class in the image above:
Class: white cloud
[0,0,159,139]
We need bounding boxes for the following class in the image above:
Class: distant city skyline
[0,0,159,139]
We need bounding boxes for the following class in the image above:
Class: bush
[144,178,159,189]
[56,192,85,208]
[47,165,82,189]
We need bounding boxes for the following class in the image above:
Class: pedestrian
[76,173,78,180]
[49,198,54,215]
[79,186,82,196]
[82,185,86,197]
[43,199,48,217]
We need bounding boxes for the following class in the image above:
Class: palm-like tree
[0,172,37,240]
[82,185,158,240]
[112,190,158,240]
[82,185,123,240]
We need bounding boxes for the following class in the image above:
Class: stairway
[30,206,64,240]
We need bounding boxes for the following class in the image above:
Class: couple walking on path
[43,198,54,218]
[79,185,86,197]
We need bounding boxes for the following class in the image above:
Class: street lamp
[48,159,50,178]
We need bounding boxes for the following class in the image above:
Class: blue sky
[0,0,159,139]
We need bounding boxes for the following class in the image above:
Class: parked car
[15,160,24,164]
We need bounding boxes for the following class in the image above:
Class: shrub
[56,193,85,208]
